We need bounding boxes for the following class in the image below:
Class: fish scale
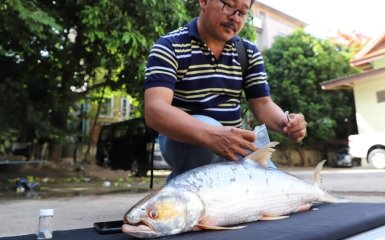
[122,142,348,238]
[171,161,323,226]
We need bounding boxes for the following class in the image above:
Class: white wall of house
[374,58,385,68]
[354,75,385,134]
[262,16,299,48]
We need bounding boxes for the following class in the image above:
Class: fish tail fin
[318,191,351,203]
[245,141,279,167]
[314,160,350,203]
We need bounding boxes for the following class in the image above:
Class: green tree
[0,0,258,160]
[0,0,64,147]
[262,30,358,150]
[0,0,189,159]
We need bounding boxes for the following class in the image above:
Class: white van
[348,133,385,169]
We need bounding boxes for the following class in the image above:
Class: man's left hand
[282,113,307,142]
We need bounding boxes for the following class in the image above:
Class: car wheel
[368,148,385,169]
[131,159,147,177]
[102,151,111,168]
[131,159,139,177]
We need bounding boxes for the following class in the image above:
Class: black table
[3,203,385,240]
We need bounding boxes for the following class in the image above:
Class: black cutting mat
[3,203,385,240]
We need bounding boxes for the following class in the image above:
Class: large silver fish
[122,141,347,238]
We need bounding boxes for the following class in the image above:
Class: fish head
[122,187,204,238]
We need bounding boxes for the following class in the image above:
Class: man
[144,0,307,178]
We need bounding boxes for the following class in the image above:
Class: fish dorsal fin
[196,223,245,230]
[245,141,279,167]
[314,159,326,187]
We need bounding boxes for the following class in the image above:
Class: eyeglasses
[220,0,254,23]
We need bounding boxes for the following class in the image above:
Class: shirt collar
[187,17,201,40]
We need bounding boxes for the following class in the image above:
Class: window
[114,125,129,138]
[100,98,114,117]
[120,97,130,120]
[100,128,113,141]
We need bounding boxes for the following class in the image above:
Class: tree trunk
[49,143,62,162]
[83,86,106,164]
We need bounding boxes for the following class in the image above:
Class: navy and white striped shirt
[144,18,270,127]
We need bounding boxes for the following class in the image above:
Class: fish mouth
[122,221,157,238]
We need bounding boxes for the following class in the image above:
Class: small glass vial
[37,209,54,239]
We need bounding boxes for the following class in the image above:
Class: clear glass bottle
[37,209,54,239]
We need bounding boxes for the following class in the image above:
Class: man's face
[200,0,251,42]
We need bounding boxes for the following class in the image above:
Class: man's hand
[205,127,257,161]
[282,113,307,142]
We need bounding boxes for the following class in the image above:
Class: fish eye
[149,209,159,219]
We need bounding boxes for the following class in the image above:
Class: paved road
[1,166,384,238]
[289,166,385,202]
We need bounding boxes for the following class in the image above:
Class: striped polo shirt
[144,18,270,127]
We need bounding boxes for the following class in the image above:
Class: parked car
[348,133,385,169]
[11,142,31,159]
[329,146,360,168]
[96,118,170,177]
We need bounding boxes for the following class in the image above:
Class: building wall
[81,96,132,144]
[354,75,385,134]
[97,96,131,122]
[251,2,305,50]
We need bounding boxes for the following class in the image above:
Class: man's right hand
[145,87,257,161]
[205,126,257,161]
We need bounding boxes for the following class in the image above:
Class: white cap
[39,209,54,216]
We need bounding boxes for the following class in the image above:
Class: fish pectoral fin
[196,224,246,230]
[296,203,312,212]
[260,215,289,221]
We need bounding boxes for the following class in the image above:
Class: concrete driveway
[0,193,145,238]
